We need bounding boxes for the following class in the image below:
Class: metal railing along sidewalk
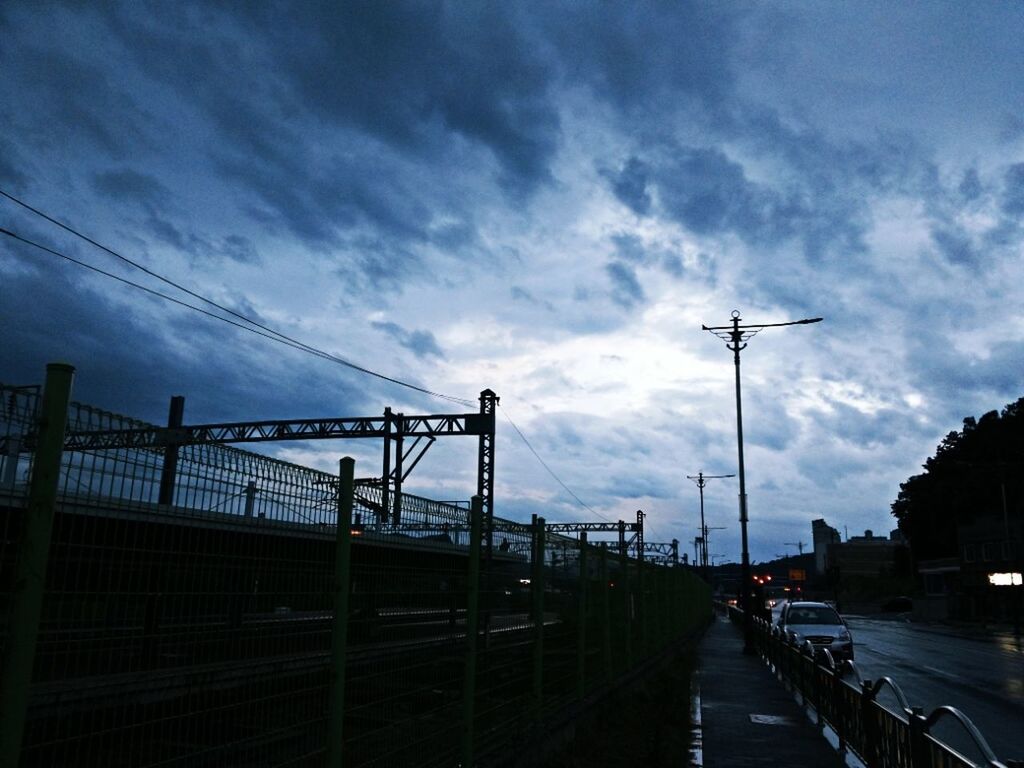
[724,604,1023,768]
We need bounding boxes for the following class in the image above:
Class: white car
[776,600,854,661]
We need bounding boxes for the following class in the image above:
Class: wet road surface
[846,616,1024,764]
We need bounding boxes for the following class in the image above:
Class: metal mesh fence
[1,381,711,767]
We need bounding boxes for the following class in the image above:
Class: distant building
[955,510,1023,623]
[812,518,840,575]
[826,528,906,579]
[917,557,960,620]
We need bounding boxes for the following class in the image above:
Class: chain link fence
[1,380,711,767]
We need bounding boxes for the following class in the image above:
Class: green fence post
[326,457,355,768]
[619,549,632,670]
[532,515,546,717]
[0,362,74,765]
[599,546,612,682]
[460,496,484,768]
[636,555,646,656]
[577,531,588,701]
[656,567,667,647]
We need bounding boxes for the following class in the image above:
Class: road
[846,616,1024,764]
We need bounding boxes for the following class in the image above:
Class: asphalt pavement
[695,613,848,768]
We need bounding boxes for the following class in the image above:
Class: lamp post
[686,471,735,580]
[702,310,822,654]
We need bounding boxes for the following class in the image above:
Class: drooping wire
[0,222,473,407]
[497,404,614,524]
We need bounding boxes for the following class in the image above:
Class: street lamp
[702,309,822,654]
[686,471,735,581]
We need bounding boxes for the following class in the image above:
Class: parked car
[881,595,913,613]
[776,600,854,661]
[770,599,789,626]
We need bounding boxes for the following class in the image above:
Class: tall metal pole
[729,318,754,654]
[703,310,821,655]
[698,479,706,572]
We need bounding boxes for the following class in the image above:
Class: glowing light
[988,572,1023,586]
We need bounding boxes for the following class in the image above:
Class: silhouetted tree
[891,398,1024,562]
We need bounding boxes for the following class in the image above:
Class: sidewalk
[696,613,848,768]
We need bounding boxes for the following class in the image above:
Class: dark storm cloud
[29,3,486,272]
[905,329,1024,410]
[510,286,554,312]
[610,233,646,263]
[0,250,370,422]
[605,261,645,308]
[1,41,151,159]
[1001,162,1024,215]
[598,471,675,501]
[90,167,263,265]
[931,226,978,267]
[959,167,983,202]
[227,3,560,194]
[603,158,652,216]
[999,113,1024,143]
[220,235,260,266]
[643,138,872,260]
[92,169,170,207]
[0,139,29,188]
[610,233,688,281]
[743,391,799,452]
[808,403,932,450]
[371,321,446,360]
[541,3,738,112]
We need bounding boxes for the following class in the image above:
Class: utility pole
[703,526,726,575]
[686,471,735,581]
[703,309,822,654]
[785,541,806,556]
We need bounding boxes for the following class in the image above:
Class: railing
[724,604,1021,768]
[1,380,712,767]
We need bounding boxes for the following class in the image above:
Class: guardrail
[722,603,1022,768]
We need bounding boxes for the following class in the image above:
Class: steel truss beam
[2,392,497,534]
[543,522,640,533]
[55,412,493,451]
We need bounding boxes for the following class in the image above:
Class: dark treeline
[891,397,1024,561]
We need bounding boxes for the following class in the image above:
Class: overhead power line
[498,405,614,524]
[2,188,651,536]
[0,189,473,406]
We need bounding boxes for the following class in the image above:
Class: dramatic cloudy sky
[2,2,1023,563]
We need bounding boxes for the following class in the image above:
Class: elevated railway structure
[0,373,710,767]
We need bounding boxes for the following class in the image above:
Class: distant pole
[703,310,822,654]
[158,395,184,505]
[686,471,735,580]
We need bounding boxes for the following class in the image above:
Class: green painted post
[0,362,74,765]
[619,548,632,670]
[326,457,355,768]
[576,531,588,701]
[661,568,670,644]
[532,516,546,716]
[637,557,647,656]
[599,546,612,681]
[460,496,484,768]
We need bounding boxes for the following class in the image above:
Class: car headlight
[838,628,851,642]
